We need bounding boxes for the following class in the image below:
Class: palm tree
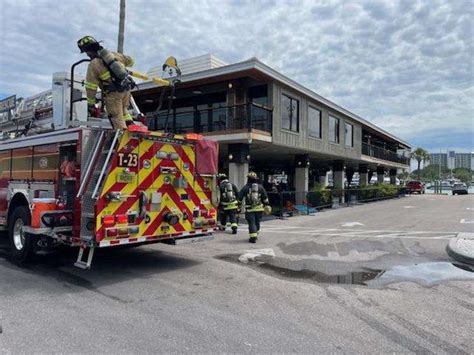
[117,0,126,53]
[398,170,410,184]
[410,147,430,181]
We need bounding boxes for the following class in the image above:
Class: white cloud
[0,0,472,150]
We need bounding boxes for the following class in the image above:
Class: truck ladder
[76,129,121,269]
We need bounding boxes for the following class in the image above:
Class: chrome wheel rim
[13,218,25,251]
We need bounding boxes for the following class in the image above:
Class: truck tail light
[208,208,217,218]
[116,214,128,224]
[185,133,203,140]
[103,215,115,226]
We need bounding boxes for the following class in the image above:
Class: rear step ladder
[74,246,95,269]
[75,129,122,269]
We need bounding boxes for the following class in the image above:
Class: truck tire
[8,206,36,264]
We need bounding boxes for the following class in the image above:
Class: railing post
[70,58,91,121]
[246,102,252,133]
[280,191,283,218]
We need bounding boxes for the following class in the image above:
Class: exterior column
[333,161,345,189]
[389,168,397,185]
[227,143,250,189]
[377,166,385,184]
[359,164,368,186]
[294,154,309,204]
[368,170,374,184]
[229,162,248,189]
[346,168,355,186]
[333,160,345,204]
[333,170,344,189]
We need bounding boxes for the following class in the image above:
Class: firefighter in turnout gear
[238,172,270,243]
[217,173,239,234]
[77,36,135,129]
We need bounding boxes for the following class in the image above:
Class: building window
[308,106,322,138]
[345,122,353,147]
[281,94,299,132]
[249,85,268,106]
[329,115,339,143]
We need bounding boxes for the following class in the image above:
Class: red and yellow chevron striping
[95,131,216,244]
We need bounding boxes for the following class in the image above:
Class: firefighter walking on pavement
[238,172,271,243]
[77,36,135,130]
[217,173,239,234]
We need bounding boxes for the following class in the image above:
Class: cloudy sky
[0,0,472,152]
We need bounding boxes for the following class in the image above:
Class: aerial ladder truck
[0,58,219,269]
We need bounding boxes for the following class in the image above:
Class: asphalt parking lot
[0,194,473,353]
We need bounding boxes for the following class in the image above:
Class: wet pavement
[218,252,474,287]
[217,253,381,285]
[1,194,473,353]
[369,262,474,287]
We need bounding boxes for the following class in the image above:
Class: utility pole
[438,148,441,194]
[117,0,126,53]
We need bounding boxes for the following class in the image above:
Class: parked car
[452,183,468,195]
[406,180,425,194]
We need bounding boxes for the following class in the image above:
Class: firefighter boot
[231,223,238,234]
[248,233,257,243]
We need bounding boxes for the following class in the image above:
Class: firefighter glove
[263,205,272,215]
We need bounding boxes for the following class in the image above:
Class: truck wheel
[8,206,36,264]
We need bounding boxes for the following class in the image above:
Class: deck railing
[362,143,410,165]
[147,102,273,134]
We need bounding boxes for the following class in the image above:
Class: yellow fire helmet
[77,36,100,52]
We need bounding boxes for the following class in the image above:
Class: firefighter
[77,36,135,129]
[238,171,271,243]
[217,173,239,234]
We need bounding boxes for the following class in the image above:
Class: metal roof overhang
[136,58,412,149]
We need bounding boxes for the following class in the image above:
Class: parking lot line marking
[262,230,457,240]
[262,225,465,234]
[460,219,474,224]
[261,228,456,240]
[341,222,364,227]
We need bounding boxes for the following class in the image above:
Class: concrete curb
[447,233,474,265]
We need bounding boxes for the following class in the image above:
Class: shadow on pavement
[0,234,201,293]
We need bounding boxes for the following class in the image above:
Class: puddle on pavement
[217,254,474,287]
[258,262,380,285]
[216,254,381,285]
[369,262,474,287]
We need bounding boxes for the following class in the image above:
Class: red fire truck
[0,61,219,269]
